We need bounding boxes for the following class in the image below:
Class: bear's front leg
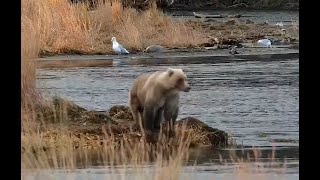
[143,105,162,143]
[143,105,156,133]
[164,107,178,138]
[164,95,180,138]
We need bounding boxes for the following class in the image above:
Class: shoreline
[37,47,299,69]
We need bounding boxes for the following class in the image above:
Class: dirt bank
[39,18,299,57]
[70,0,299,10]
[168,0,299,10]
[22,97,229,151]
[187,18,298,48]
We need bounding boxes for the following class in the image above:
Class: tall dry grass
[21,5,40,102]
[22,0,205,55]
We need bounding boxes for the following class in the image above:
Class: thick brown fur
[129,68,191,138]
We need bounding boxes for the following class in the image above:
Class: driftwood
[193,12,256,19]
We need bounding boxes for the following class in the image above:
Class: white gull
[257,39,272,48]
[111,37,129,55]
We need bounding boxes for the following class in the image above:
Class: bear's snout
[184,86,191,92]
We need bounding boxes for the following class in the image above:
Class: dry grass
[21,4,40,102]
[22,0,206,55]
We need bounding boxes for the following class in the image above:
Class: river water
[37,57,299,147]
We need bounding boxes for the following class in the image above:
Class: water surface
[37,58,299,147]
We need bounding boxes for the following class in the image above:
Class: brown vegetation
[23,0,299,57]
[22,0,206,56]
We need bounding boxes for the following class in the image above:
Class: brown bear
[129,68,191,138]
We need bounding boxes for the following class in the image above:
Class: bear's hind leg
[164,107,178,138]
[129,95,143,128]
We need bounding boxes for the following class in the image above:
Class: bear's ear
[167,68,174,77]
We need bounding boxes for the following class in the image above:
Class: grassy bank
[22,0,206,56]
[23,0,299,57]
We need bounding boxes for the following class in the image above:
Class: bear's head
[163,68,191,92]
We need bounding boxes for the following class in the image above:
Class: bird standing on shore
[257,39,272,48]
[111,37,129,55]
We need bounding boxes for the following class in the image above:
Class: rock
[144,45,168,53]
[176,117,229,147]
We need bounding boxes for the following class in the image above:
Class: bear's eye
[177,78,183,84]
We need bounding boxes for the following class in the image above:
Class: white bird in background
[275,22,284,27]
[257,39,272,48]
[111,37,129,55]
